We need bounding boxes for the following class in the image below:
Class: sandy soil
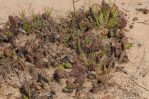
[0,0,149,99]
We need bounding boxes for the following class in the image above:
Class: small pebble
[133,17,138,21]
[137,43,142,48]
[129,25,134,29]
[136,8,149,14]
[137,2,142,5]
[121,2,125,5]
[143,9,149,14]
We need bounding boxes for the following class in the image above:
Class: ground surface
[0,0,149,99]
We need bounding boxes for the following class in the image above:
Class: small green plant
[61,62,72,69]
[102,9,110,24]
[4,32,14,38]
[64,62,73,69]
[23,21,30,32]
[19,10,26,19]
[31,10,36,20]
[88,0,92,7]
[111,5,119,18]
[124,43,133,49]
[63,87,69,92]
[77,37,84,55]
[58,64,65,70]
[58,62,72,69]
[23,95,29,99]
[85,59,94,66]
[107,18,119,28]
[90,2,120,28]
[21,84,32,99]
[91,4,101,26]
[98,12,104,26]
[32,16,43,29]
[84,36,92,45]
[44,7,53,17]
[76,31,84,54]
[62,87,73,93]
[98,49,106,57]
[24,85,31,97]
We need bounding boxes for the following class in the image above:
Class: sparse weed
[19,10,26,19]
[0,0,131,97]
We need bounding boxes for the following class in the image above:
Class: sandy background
[0,0,149,99]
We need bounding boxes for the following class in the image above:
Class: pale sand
[0,0,149,98]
